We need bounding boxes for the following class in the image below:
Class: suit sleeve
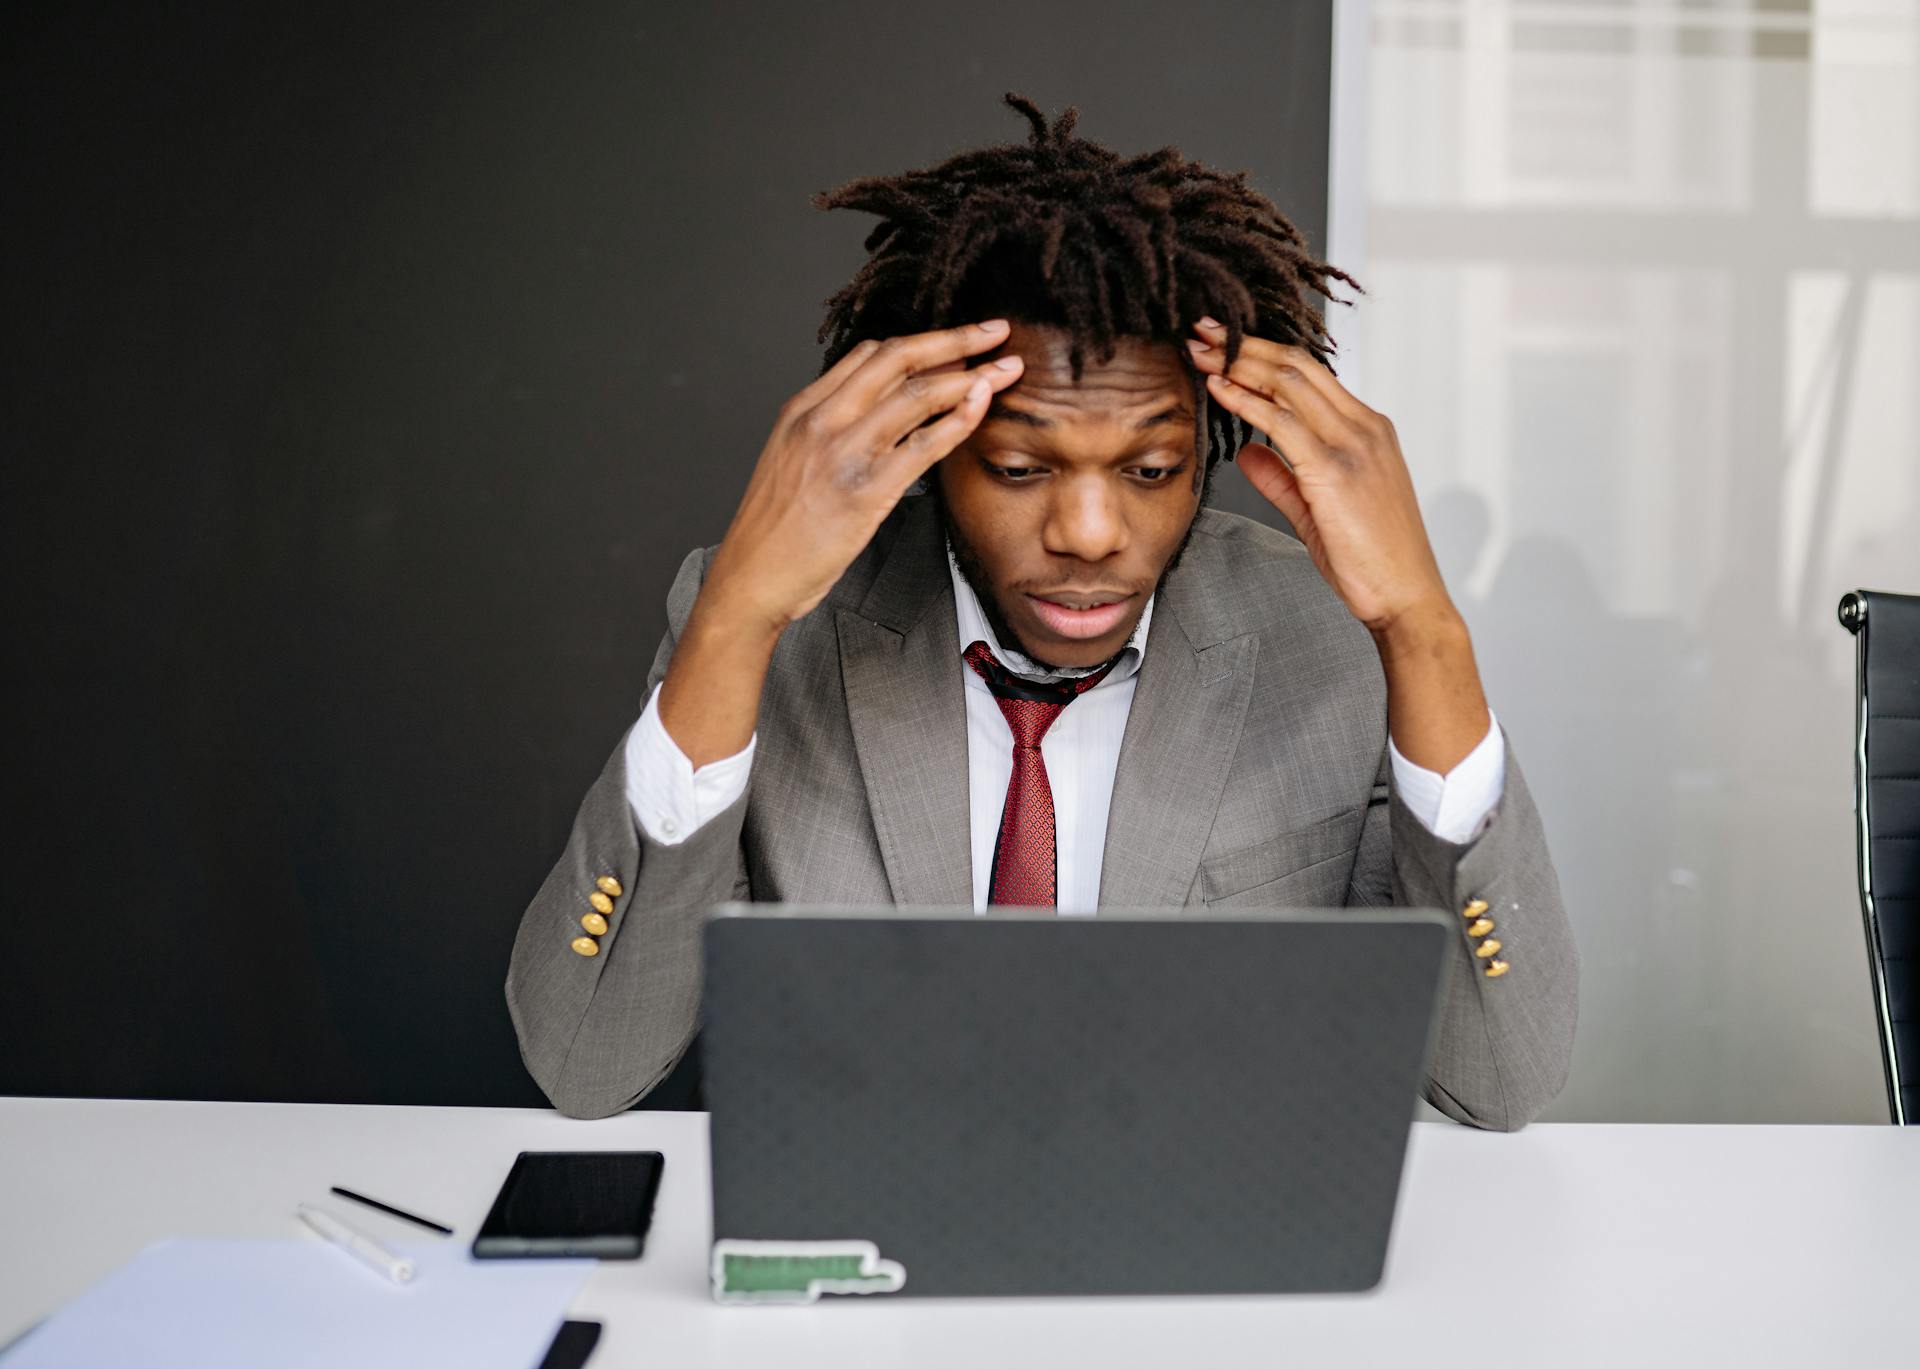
[1346,724,1579,1131]
[504,546,751,1118]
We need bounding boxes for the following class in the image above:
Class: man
[507,95,1577,1128]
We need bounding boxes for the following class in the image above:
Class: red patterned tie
[962,640,1118,907]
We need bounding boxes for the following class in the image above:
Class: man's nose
[1041,476,1128,562]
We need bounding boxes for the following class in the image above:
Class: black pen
[330,1185,455,1237]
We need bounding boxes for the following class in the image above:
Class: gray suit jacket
[507,494,1578,1127]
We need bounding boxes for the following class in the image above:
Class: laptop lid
[702,906,1449,1301]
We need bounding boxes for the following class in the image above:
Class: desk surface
[3,1098,1913,1367]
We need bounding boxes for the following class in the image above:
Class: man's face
[935,321,1206,671]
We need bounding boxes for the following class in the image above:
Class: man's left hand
[1184,316,1451,640]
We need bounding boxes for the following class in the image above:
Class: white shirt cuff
[623,682,755,846]
[1387,710,1506,845]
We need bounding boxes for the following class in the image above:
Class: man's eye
[1133,464,1185,483]
[990,464,1044,480]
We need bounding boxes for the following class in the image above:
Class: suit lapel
[1098,566,1258,909]
[834,498,1263,910]
[836,503,973,907]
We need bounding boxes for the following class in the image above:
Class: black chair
[1839,589,1920,1124]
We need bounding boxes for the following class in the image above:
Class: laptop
[700,905,1450,1302]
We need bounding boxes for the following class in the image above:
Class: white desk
[2,1098,1912,1367]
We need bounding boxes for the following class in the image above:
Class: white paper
[3,1238,593,1369]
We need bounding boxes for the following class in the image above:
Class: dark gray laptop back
[702,908,1449,1298]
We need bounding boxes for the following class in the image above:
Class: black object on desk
[536,1320,603,1369]
[471,1151,664,1260]
[703,907,1450,1298]
[329,1185,455,1236]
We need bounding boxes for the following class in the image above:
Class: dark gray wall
[2,0,1332,1106]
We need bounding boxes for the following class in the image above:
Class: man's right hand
[656,319,1025,768]
[703,318,1024,631]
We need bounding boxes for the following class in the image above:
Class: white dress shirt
[951,552,1152,912]
[624,556,1508,905]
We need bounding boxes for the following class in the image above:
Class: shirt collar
[946,540,1153,689]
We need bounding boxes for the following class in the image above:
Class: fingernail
[1185,338,1211,353]
[992,356,1023,370]
[1197,316,1222,330]
[978,319,1009,332]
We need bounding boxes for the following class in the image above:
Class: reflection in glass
[1338,0,1920,1121]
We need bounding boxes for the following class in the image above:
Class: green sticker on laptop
[711,1239,906,1304]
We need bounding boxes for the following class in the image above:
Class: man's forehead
[983,323,1193,429]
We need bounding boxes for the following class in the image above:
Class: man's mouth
[1024,591,1136,640]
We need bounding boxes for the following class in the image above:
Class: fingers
[1224,357,1348,450]
[812,319,1014,429]
[1186,317,1379,434]
[1201,371,1332,475]
[783,336,885,416]
[871,370,1002,487]
[1235,441,1314,530]
[842,354,1023,456]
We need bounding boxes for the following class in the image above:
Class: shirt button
[662,817,679,837]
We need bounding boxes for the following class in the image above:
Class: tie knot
[999,695,1065,749]
[962,641,1113,749]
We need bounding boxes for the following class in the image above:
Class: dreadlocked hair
[812,92,1364,472]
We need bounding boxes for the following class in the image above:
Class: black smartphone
[536,1320,603,1369]
[471,1150,664,1260]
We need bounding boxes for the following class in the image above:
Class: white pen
[296,1202,417,1284]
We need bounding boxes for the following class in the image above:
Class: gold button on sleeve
[1474,938,1503,959]
[596,876,623,898]
[1484,958,1510,978]
[1466,917,1495,938]
[569,936,600,957]
[588,891,614,916]
[1462,898,1490,920]
[581,911,609,936]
